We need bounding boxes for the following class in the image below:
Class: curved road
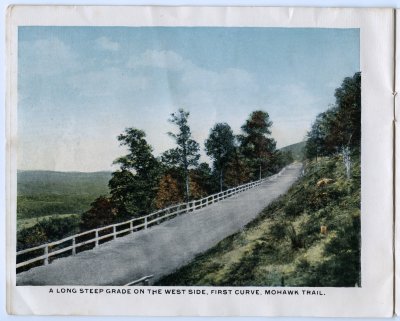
[17,163,302,286]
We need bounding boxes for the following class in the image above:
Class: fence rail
[16,167,286,271]
[125,275,154,286]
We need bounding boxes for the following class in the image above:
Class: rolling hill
[17,170,112,196]
[279,141,306,161]
[17,171,112,219]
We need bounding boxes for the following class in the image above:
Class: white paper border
[6,5,394,317]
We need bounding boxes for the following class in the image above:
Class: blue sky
[18,27,359,172]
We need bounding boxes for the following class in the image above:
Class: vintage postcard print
[6,6,394,317]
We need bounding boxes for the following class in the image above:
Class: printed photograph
[15,26,361,287]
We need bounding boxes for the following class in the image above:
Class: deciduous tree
[154,173,183,209]
[305,72,361,178]
[205,123,235,191]
[239,111,276,179]
[81,196,116,230]
[109,128,161,218]
[164,109,200,201]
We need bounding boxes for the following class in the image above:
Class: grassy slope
[17,171,111,219]
[156,155,360,287]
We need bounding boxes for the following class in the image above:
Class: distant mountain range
[17,170,112,196]
[279,141,306,161]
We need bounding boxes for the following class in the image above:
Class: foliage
[331,72,361,149]
[17,215,80,250]
[164,109,201,201]
[239,110,277,179]
[205,123,236,191]
[155,173,183,209]
[17,194,96,219]
[109,128,162,219]
[224,147,253,187]
[189,163,216,196]
[155,164,213,209]
[305,111,332,160]
[80,196,117,230]
[17,213,80,232]
[305,72,361,164]
[189,173,208,199]
[17,225,48,251]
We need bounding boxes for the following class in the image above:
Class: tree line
[81,110,293,230]
[305,72,361,177]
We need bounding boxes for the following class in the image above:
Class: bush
[17,215,80,250]
[284,200,304,217]
[80,196,117,230]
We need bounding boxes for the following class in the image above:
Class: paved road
[17,163,302,286]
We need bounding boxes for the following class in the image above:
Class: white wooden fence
[125,275,154,286]
[16,167,286,271]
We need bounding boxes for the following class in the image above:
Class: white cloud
[181,66,256,93]
[67,67,148,98]
[19,37,78,76]
[265,83,322,119]
[127,50,188,70]
[127,50,257,93]
[96,36,120,52]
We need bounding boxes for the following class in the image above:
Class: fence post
[113,226,117,240]
[72,238,76,255]
[144,217,148,229]
[130,221,133,233]
[44,245,49,265]
[95,230,99,247]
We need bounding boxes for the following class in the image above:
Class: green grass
[156,155,361,287]
[17,213,81,232]
[17,194,99,219]
[17,170,111,219]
